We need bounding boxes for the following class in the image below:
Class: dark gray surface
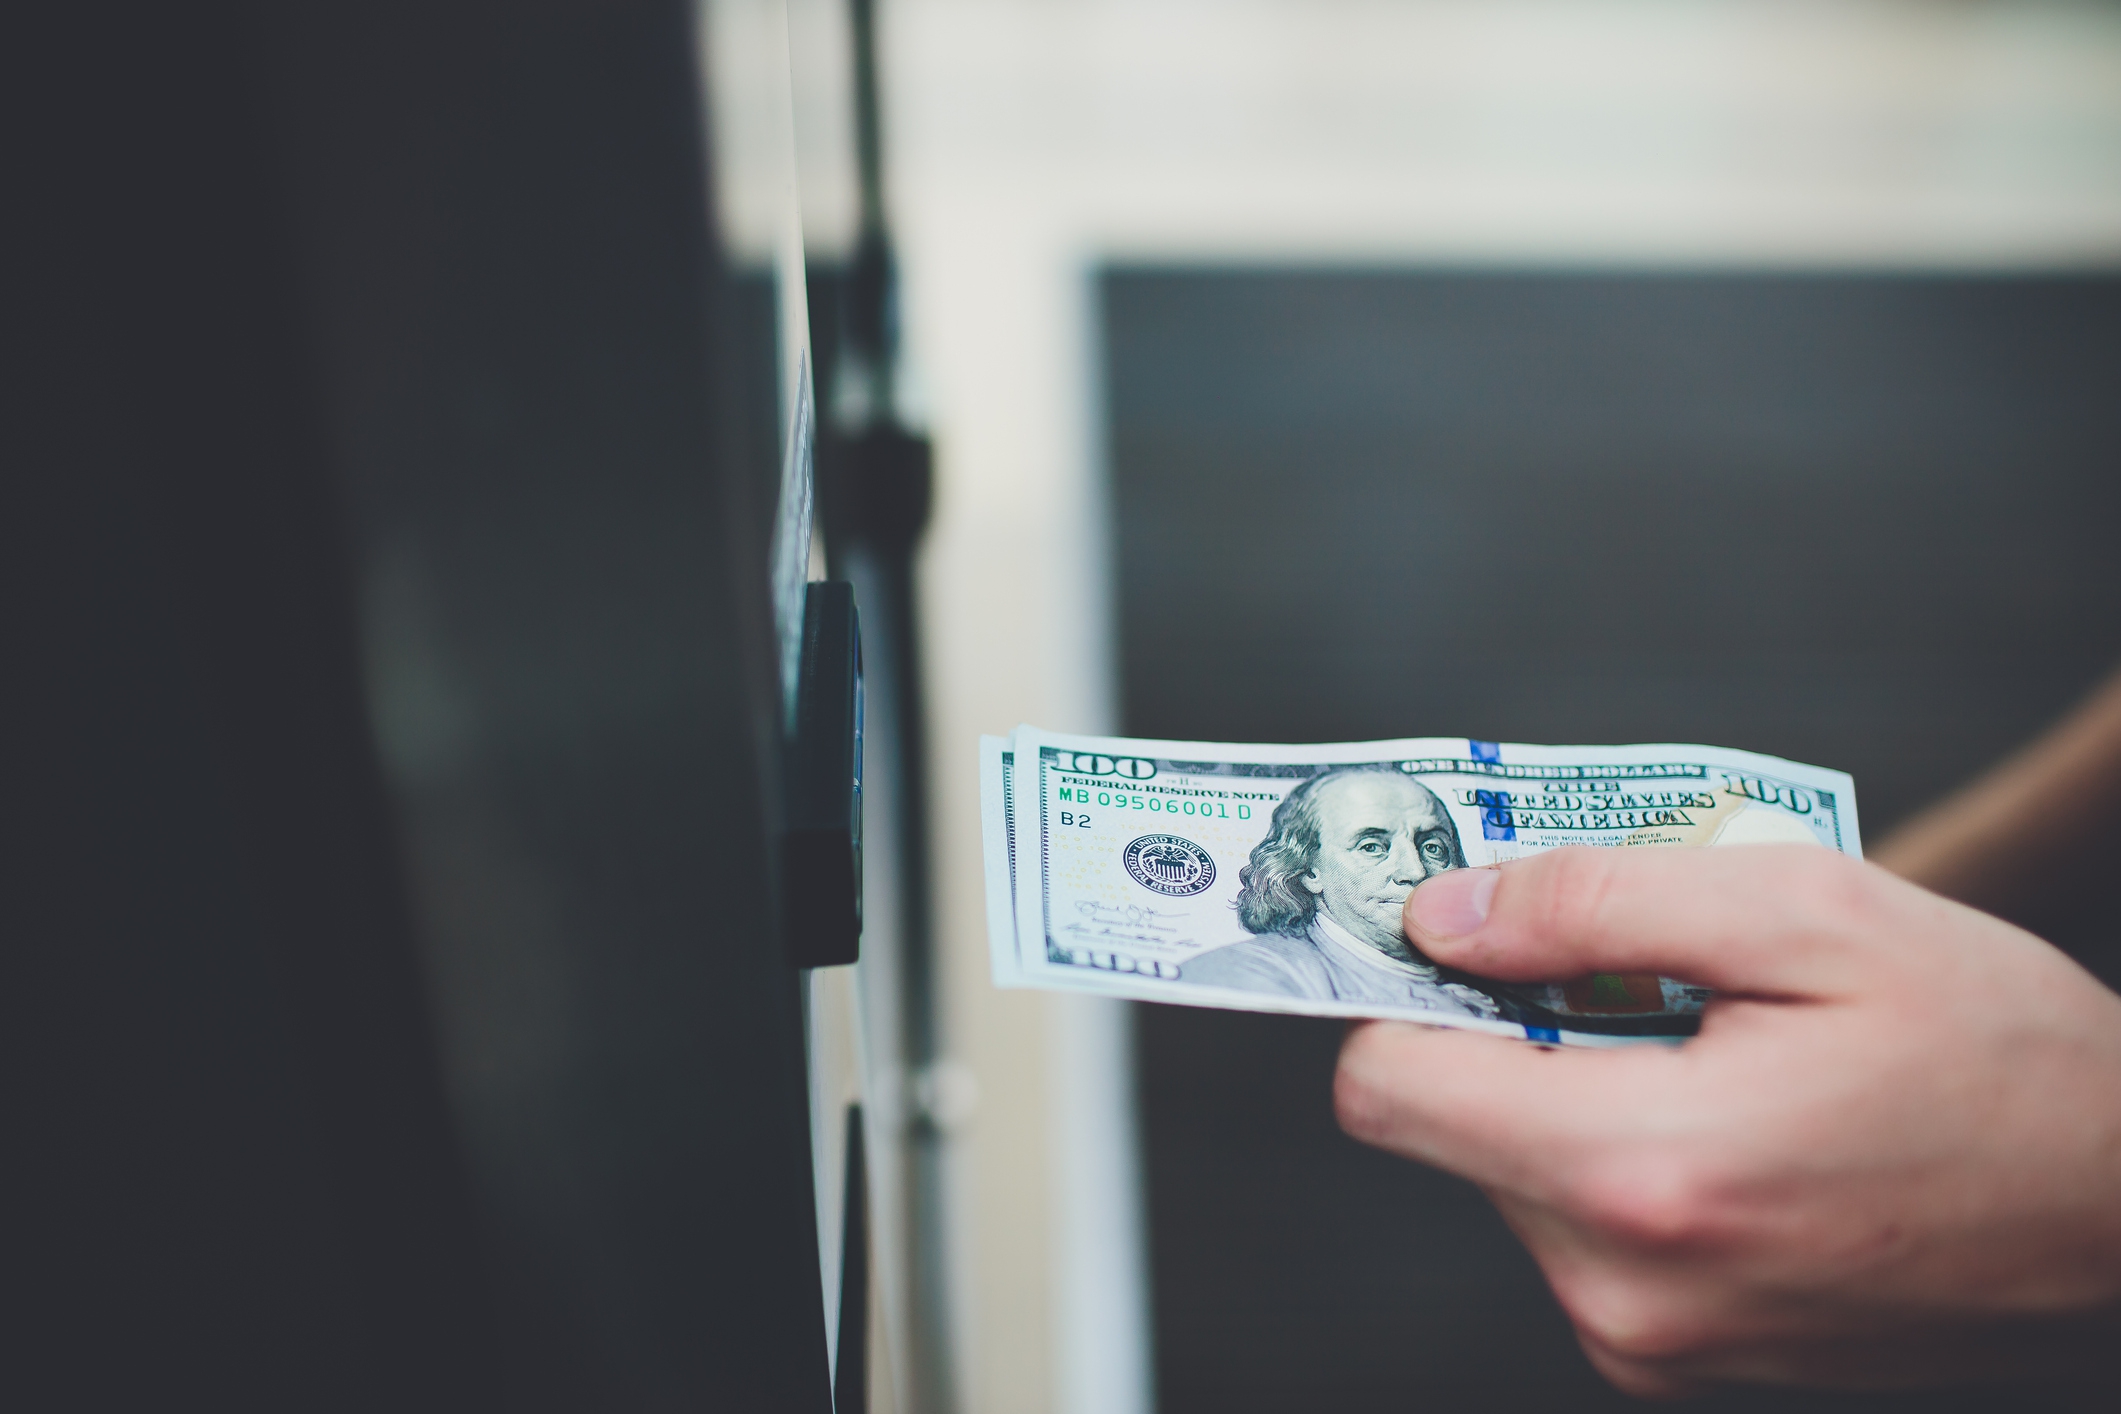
[10,2,831,1408]
[276,2,831,1405]
[1105,269,2121,1412]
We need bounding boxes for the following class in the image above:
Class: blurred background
[23,2,2120,1411]
[852,2,2121,1412]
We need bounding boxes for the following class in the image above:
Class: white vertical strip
[903,205,1148,1411]
[1051,995,1153,1414]
[1047,258,1150,1414]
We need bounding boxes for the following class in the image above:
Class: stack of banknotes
[981,727,1861,1045]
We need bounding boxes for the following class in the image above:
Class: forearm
[1874,665,2121,919]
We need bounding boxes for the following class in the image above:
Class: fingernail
[1408,867,1499,938]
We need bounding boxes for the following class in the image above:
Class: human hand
[1333,845,2121,1396]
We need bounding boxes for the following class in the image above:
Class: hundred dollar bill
[981,727,1861,1045]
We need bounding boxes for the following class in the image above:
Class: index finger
[1404,845,1895,998]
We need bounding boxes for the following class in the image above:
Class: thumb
[1403,845,1886,998]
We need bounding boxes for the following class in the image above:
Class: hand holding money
[1337,845,2121,1394]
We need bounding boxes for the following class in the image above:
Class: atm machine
[15,1,925,1409]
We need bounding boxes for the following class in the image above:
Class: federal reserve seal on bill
[1122,834,1218,897]
[979,727,1862,1046]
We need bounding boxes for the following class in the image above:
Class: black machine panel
[15,2,833,1409]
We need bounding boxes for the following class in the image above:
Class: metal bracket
[784,581,863,968]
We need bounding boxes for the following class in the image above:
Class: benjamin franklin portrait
[1182,766,1503,1019]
